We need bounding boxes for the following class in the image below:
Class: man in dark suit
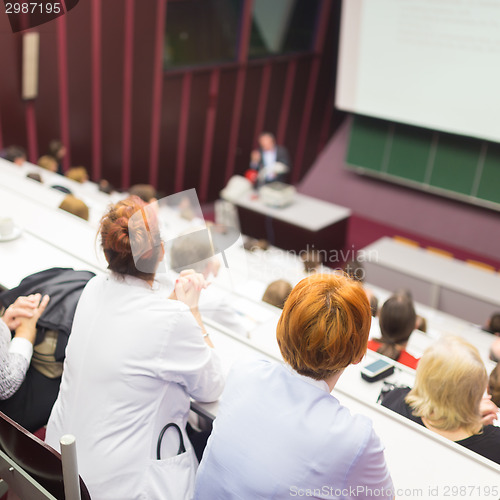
[249,132,291,187]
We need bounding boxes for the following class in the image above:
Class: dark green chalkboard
[346,115,500,210]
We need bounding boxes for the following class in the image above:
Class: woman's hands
[479,394,499,426]
[3,294,48,330]
[13,294,50,344]
[170,270,209,311]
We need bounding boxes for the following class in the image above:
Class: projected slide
[336,0,500,143]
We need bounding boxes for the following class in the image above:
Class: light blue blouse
[195,359,394,500]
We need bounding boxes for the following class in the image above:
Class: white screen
[336,0,500,143]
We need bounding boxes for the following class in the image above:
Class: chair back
[0,412,90,500]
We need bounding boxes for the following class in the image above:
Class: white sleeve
[343,426,394,500]
[0,320,32,400]
[156,307,225,403]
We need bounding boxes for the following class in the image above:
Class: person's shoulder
[481,424,500,439]
[227,358,275,380]
[380,386,412,410]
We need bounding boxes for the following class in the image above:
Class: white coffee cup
[0,217,14,237]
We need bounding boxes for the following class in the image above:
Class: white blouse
[46,273,224,500]
[0,318,33,400]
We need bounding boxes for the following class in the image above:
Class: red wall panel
[157,75,183,196]
[34,22,60,158]
[65,0,92,172]
[129,1,157,187]
[99,0,125,186]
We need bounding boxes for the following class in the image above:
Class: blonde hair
[406,336,487,433]
[37,155,58,172]
[65,166,88,183]
[276,273,371,380]
[59,195,89,221]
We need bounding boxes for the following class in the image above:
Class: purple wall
[300,118,500,260]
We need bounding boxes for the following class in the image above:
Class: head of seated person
[343,258,365,282]
[170,227,219,279]
[277,273,371,383]
[48,139,66,161]
[488,363,500,407]
[37,155,58,172]
[406,336,487,437]
[490,337,500,363]
[59,195,89,221]
[128,184,157,204]
[376,292,416,361]
[262,279,292,309]
[486,312,500,335]
[98,179,114,194]
[100,197,164,283]
[4,145,26,166]
[301,250,322,273]
[65,166,89,183]
[26,172,42,183]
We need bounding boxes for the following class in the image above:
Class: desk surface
[0,186,107,273]
[364,237,500,306]
[222,191,351,231]
[0,231,101,290]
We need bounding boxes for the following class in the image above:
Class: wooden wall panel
[99,0,125,186]
[65,0,92,173]
[157,75,183,196]
[34,23,60,158]
[129,1,157,187]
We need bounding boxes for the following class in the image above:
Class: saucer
[0,225,23,242]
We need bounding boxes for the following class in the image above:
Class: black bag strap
[157,423,186,460]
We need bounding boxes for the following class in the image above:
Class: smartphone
[360,359,395,382]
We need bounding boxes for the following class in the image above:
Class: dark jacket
[0,267,95,361]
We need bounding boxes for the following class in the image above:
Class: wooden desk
[221,191,351,253]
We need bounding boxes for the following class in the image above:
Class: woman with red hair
[195,273,394,500]
[46,197,224,500]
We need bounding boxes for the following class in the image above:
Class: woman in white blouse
[0,294,49,400]
[45,197,224,500]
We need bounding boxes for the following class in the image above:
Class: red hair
[99,197,162,280]
[277,273,371,380]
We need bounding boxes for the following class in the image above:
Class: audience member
[129,183,157,203]
[3,145,26,166]
[46,197,224,500]
[48,139,66,174]
[490,337,500,362]
[170,227,248,336]
[0,294,49,400]
[0,268,93,432]
[59,195,89,221]
[249,132,290,187]
[368,293,419,369]
[261,279,292,309]
[342,258,379,316]
[343,258,365,282]
[98,179,114,194]
[37,155,58,172]
[65,166,88,183]
[302,249,322,273]
[381,336,500,464]
[488,363,500,407]
[484,312,500,335]
[195,274,394,499]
